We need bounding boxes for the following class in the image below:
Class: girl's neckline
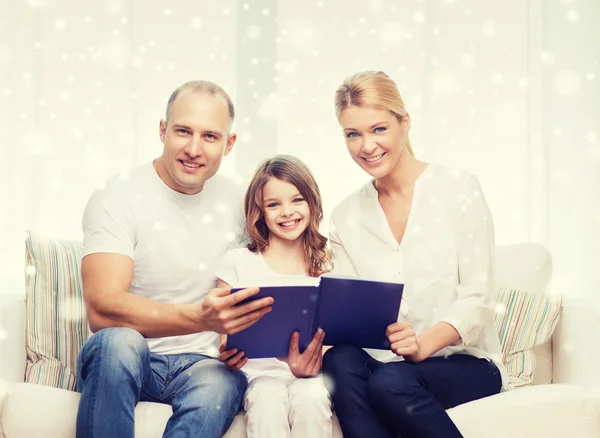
[258,251,308,278]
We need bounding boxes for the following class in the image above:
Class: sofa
[1,233,599,438]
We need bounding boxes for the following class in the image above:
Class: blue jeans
[322,345,502,438]
[75,328,247,438]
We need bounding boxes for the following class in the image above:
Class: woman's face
[338,105,410,179]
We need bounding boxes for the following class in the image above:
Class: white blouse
[329,163,508,388]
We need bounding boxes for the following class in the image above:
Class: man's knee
[185,359,247,406]
[79,327,148,370]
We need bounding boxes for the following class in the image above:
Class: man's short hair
[165,80,235,126]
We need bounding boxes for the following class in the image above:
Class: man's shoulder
[92,163,154,200]
[204,174,244,198]
[103,163,154,191]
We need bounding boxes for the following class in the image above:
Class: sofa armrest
[553,297,600,387]
[0,293,26,408]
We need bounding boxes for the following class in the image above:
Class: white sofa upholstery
[1,243,599,437]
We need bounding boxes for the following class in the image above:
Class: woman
[322,71,507,438]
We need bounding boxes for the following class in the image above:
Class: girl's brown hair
[334,70,414,156]
[244,155,331,277]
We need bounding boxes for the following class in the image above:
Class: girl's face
[338,104,410,179]
[261,177,311,245]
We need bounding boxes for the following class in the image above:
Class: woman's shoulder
[425,162,481,193]
[330,180,374,221]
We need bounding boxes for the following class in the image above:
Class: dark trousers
[322,345,502,438]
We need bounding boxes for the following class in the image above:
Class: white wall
[0,0,599,380]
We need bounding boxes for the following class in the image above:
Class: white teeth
[365,153,384,162]
[280,219,299,227]
[182,161,200,168]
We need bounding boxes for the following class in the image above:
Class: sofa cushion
[24,231,91,391]
[447,384,600,438]
[2,382,597,438]
[0,383,343,438]
[493,288,561,387]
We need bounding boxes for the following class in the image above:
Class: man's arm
[82,253,273,337]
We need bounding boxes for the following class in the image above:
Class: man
[76,80,273,438]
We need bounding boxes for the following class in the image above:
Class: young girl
[215,155,333,438]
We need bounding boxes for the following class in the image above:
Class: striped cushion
[493,288,561,387]
[24,231,91,391]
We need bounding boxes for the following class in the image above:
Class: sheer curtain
[1,0,598,335]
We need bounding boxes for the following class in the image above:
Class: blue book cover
[226,276,403,359]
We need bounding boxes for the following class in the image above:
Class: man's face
[156,91,236,195]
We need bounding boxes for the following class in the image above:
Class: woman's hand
[386,321,425,362]
[286,328,325,378]
[218,341,248,370]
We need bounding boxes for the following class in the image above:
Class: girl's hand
[218,342,248,370]
[287,328,325,378]
[386,322,424,362]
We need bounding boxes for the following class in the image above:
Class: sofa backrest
[20,232,560,392]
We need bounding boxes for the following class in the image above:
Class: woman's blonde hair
[244,155,332,277]
[334,71,414,156]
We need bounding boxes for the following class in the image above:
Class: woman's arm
[440,174,495,347]
[388,175,494,361]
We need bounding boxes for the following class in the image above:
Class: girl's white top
[216,248,319,382]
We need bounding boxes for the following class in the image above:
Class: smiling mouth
[179,160,204,169]
[279,219,301,228]
[362,152,386,163]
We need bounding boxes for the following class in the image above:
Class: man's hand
[194,286,273,335]
[218,341,248,370]
[386,321,424,362]
[286,328,325,378]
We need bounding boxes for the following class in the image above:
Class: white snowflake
[540,51,556,65]
[380,22,405,47]
[27,0,47,8]
[554,70,581,96]
[460,54,476,70]
[481,21,495,38]
[246,25,261,39]
[413,12,426,24]
[585,131,598,144]
[566,10,579,22]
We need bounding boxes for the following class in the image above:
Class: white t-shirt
[329,162,508,388]
[215,248,319,381]
[82,162,245,356]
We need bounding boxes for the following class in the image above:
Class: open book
[226,275,404,358]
